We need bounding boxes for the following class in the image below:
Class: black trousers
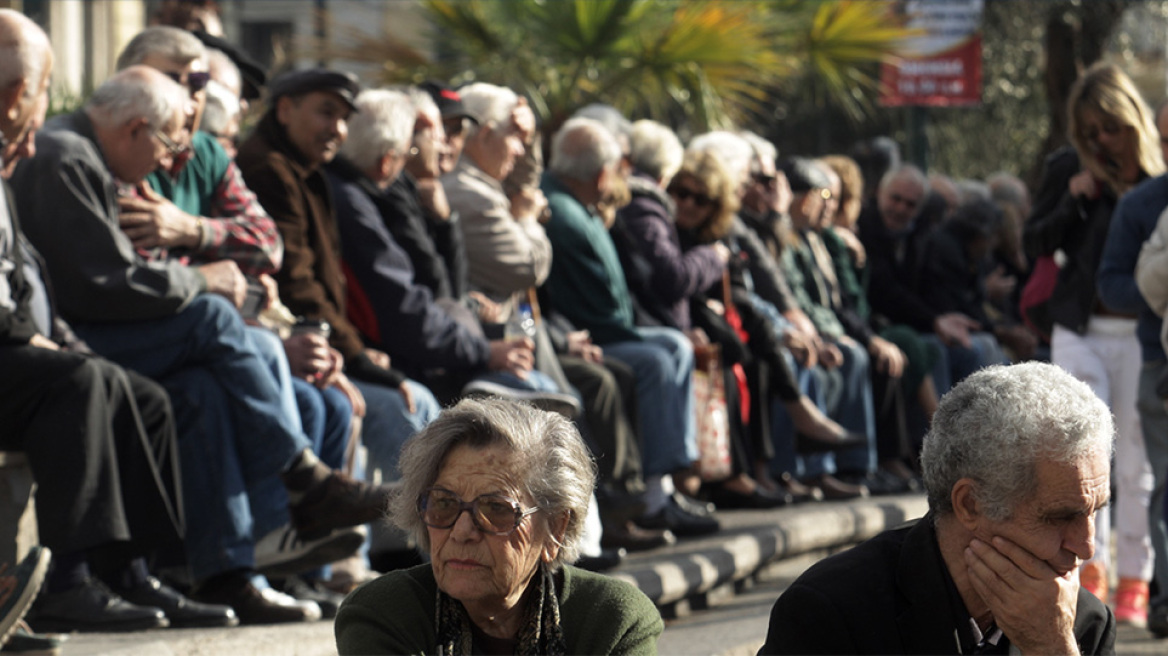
[558,355,645,498]
[0,345,183,555]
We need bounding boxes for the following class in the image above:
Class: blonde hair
[674,148,740,243]
[1068,62,1165,195]
[821,154,864,230]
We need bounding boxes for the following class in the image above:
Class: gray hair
[629,119,683,182]
[739,131,777,175]
[688,131,753,186]
[921,362,1114,521]
[116,26,206,70]
[397,85,438,123]
[955,178,991,205]
[572,103,632,151]
[879,164,927,196]
[340,88,415,172]
[390,397,596,570]
[457,82,518,138]
[87,66,187,132]
[0,9,51,100]
[206,48,242,99]
[549,117,622,183]
[200,80,238,136]
[987,172,1029,208]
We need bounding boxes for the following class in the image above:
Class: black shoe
[1,546,50,646]
[807,474,869,501]
[286,462,396,540]
[1148,603,1168,638]
[191,574,320,625]
[275,576,345,620]
[671,491,715,517]
[28,578,168,633]
[110,576,238,629]
[778,472,823,503]
[576,548,626,573]
[636,499,720,537]
[1,620,65,653]
[601,520,676,552]
[707,484,792,510]
[836,470,911,496]
[795,430,867,454]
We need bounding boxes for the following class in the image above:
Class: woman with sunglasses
[335,397,662,654]
[1023,62,1161,626]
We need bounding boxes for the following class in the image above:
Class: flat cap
[268,68,360,111]
[780,157,831,193]
[192,30,267,101]
[418,80,478,124]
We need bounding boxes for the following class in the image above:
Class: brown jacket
[236,112,364,358]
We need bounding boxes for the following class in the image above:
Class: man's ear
[275,95,295,126]
[950,478,983,531]
[2,77,27,123]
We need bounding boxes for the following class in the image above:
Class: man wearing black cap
[419,80,477,175]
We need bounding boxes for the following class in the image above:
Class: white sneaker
[255,524,365,576]
[257,586,322,622]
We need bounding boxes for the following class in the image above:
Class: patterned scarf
[435,562,566,656]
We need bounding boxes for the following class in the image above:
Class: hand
[835,228,867,268]
[774,171,793,216]
[284,332,333,381]
[934,312,980,348]
[488,337,535,378]
[468,291,502,324]
[28,333,59,350]
[782,328,817,368]
[867,335,906,378]
[398,380,417,413]
[996,324,1039,362]
[984,266,1017,302]
[197,260,247,308]
[965,536,1080,655]
[566,330,602,363]
[785,308,819,339]
[318,347,345,389]
[364,348,391,370]
[118,182,201,249]
[510,188,548,223]
[685,328,710,348]
[332,372,366,418]
[1068,170,1099,202]
[511,97,536,143]
[712,242,732,264]
[258,273,280,312]
[415,178,451,221]
[817,340,844,369]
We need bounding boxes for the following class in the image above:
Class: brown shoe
[286,461,396,540]
[778,472,823,503]
[807,474,869,501]
[601,520,676,552]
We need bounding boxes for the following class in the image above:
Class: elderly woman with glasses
[335,397,663,655]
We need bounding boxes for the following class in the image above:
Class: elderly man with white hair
[760,362,1116,654]
[542,117,718,537]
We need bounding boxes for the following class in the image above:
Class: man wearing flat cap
[237,69,441,495]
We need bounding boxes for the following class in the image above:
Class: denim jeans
[356,379,441,482]
[825,338,877,475]
[922,331,1007,396]
[75,295,309,580]
[1138,360,1168,607]
[604,326,695,477]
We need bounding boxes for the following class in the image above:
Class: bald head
[0,9,52,174]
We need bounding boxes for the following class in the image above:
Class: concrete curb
[611,494,929,613]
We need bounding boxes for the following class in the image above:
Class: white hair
[549,117,622,183]
[0,9,50,101]
[200,79,239,136]
[739,131,777,175]
[116,26,206,70]
[395,85,439,123]
[922,363,1114,521]
[688,131,753,186]
[629,119,683,183]
[340,88,416,172]
[572,103,632,149]
[206,48,241,98]
[458,82,518,138]
[87,66,187,131]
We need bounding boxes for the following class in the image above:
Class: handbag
[1019,254,1059,341]
[693,343,732,482]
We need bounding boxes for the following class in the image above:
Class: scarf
[435,562,566,656]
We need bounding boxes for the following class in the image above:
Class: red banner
[880,0,983,107]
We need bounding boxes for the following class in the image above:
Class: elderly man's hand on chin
[964,536,1080,655]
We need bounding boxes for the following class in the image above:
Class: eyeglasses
[417,487,540,536]
[153,129,190,157]
[667,184,714,208]
[164,70,211,94]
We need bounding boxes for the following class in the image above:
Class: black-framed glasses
[418,487,540,536]
[153,129,190,157]
[164,70,211,94]
[668,184,714,208]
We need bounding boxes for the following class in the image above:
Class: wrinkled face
[405,107,448,180]
[441,116,470,173]
[139,53,206,150]
[427,444,553,614]
[277,91,351,168]
[877,174,924,233]
[668,173,716,231]
[742,157,777,214]
[111,105,185,184]
[1,63,50,179]
[1077,107,1134,174]
[467,116,524,181]
[970,453,1109,579]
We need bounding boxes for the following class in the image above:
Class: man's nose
[1065,514,1095,562]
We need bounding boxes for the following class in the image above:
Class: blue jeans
[825,338,877,474]
[356,379,440,482]
[1139,360,1168,607]
[923,332,1008,396]
[75,295,309,580]
[770,351,833,479]
[604,327,695,477]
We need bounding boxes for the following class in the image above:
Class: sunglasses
[417,487,540,536]
[153,129,190,157]
[444,116,471,138]
[668,184,714,208]
[164,70,210,94]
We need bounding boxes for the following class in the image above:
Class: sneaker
[275,576,346,619]
[27,578,167,633]
[286,461,396,540]
[1114,577,1149,627]
[460,380,582,419]
[1,546,50,647]
[1,620,65,654]
[255,524,366,577]
[191,575,321,625]
[1078,561,1107,604]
